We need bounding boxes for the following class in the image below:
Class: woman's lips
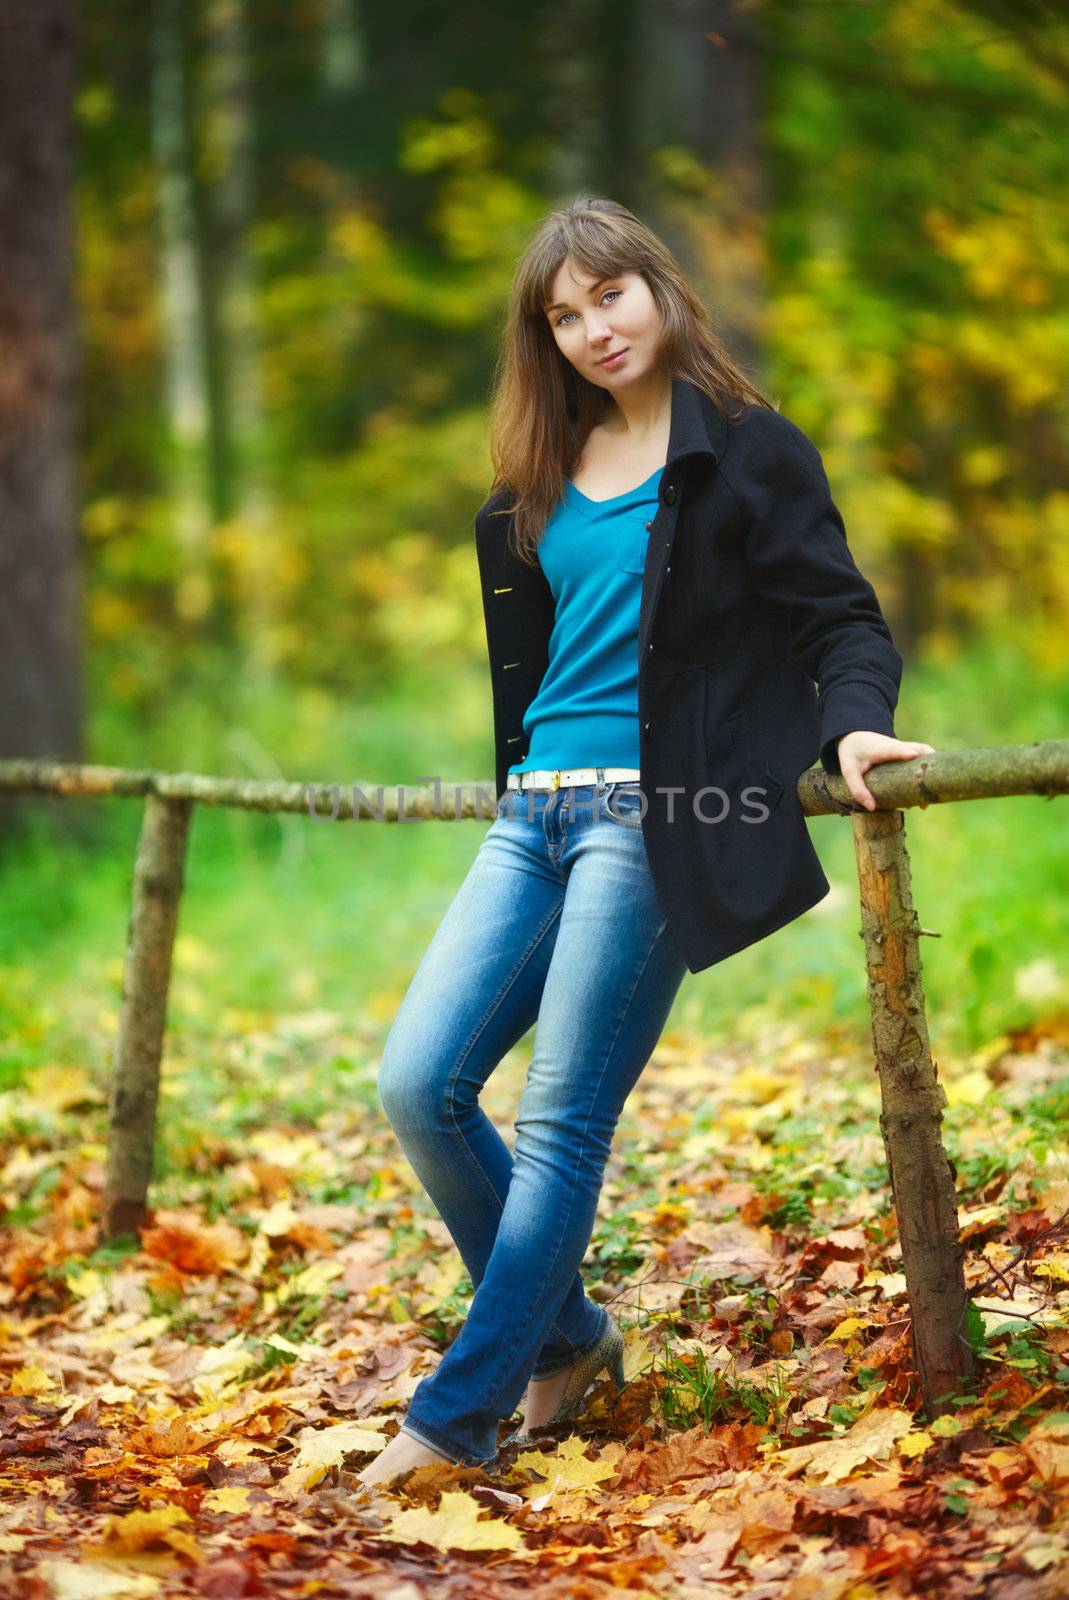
[598,349,628,367]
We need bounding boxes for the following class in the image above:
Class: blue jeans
[376,777,689,1465]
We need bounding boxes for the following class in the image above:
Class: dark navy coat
[474,376,902,973]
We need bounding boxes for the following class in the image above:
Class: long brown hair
[485,195,776,566]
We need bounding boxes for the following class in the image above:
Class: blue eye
[556,288,622,327]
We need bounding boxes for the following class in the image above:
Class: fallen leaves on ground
[0,1008,1068,1596]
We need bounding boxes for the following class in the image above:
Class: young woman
[356,197,933,1485]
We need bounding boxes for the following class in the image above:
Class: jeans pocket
[603,781,646,828]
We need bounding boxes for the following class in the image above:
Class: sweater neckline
[563,464,663,514]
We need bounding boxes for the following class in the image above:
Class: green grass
[1,632,1066,1095]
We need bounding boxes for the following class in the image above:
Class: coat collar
[664,374,730,472]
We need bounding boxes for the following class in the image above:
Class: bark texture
[853,806,975,1416]
[100,795,192,1242]
[0,0,81,808]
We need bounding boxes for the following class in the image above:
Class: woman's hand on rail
[836,732,937,811]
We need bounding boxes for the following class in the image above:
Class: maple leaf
[202,1485,254,1513]
[772,1406,914,1483]
[510,1435,623,1498]
[380,1489,522,1551]
[276,1419,390,1494]
[87,1503,203,1563]
[128,1417,212,1458]
[140,1210,248,1274]
[8,1364,57,1395]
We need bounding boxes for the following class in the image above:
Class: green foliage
[69,2,1069,730]
[656,1332,800,1437]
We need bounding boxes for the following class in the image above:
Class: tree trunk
[0,0,82,838]
[151,0,214,623]
[632,0,769,382]
[204,0,278,689]
[852,807,976,1416]
[320,0,365,96]
[100,794,193,1243]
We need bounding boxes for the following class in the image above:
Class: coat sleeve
[726,413,903,776]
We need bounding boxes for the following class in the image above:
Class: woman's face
[544,259,663,390]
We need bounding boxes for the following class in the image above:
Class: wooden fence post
[852,806,976,1416]
[99,793,193,1243]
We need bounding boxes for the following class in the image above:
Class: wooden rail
[3,740,1068,1420]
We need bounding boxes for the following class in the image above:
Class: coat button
[644,520,652,531]
[647,642,653,653]
[665,563,672,574]
[643,720,651,738]
[664,483,676,504]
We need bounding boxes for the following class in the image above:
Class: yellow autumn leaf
[257,1197,301,1237]
[774,1407,914,1483]
[943,1070,993,1107]
[621,1329,662,1383]
[90,1503,202,1562]
[262,1332,321,1358]
[278,1257,344,1302]
[25,1064,107,1112]
[10,1365,57,1395]
[381,1489,522,1552]
[680,1128,727,1158]
[246,1130,338,1180]
[85,1316,170,1352]
[93,1382,138,1404]
[721,1106,763,1136]
[191,1333,257,1400]
[34,1561,160,1600]
[511,1434,622,1497]
[828,1317,871,1343]
[958,1202,1005,1239]
[414,1252,466,1312]
[0,1146,57,1188]
[899,1431,933,1457]
[280,1419,389,1492]
[863,1270,907,1299]
[201,1485,253,1514]
[730,1066,792,1103]
[66,1268,105,1300]
[1033,1256,1069,1284]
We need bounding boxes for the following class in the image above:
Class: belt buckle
[552,770,560,791]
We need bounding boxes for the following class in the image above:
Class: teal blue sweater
[507,466,663,776]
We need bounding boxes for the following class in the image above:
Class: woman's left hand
[836,731,936,811]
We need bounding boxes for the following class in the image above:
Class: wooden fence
[2,739,1068,1421]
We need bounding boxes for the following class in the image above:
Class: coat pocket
[704,708,785,817]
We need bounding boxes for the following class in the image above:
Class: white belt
[507,766,641,792]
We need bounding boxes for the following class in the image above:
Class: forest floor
[1,1001,1067,1598]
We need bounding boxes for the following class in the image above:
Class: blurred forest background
[2,0,1068,1087]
